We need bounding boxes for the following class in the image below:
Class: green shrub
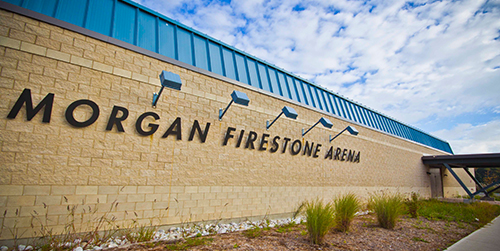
[418,199,500,225]
[333,193,360,232]
[416,199,500,227]
[405,192,420,218]
[369,193,404,229]
[303,199,335,244]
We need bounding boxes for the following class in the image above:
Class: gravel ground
[110,214,478,251]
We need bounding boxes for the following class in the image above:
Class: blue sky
[133,0,500,154]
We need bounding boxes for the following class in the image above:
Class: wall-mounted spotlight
[266,106,298,130]
[302,117,333,136]
[329,125,359,142]
[152,71,182,108]
[219,90,250,121]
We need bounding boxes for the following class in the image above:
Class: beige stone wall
[0,9,474,240]
[442,168,476,198]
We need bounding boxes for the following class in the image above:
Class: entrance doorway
[429,168,443,198]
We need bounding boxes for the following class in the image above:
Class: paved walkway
[446,215,500,251]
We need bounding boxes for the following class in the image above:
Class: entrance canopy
[422,153,500,168]
[422,153,500,199]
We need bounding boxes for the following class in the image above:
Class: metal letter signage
[65,99,100,127]
[7,88,54,123]
[7,89,361,163]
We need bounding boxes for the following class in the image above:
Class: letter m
[7,88,54,123]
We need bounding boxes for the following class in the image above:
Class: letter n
[7,88,54,123]
[188,120,211,143]
[346,150,355,162]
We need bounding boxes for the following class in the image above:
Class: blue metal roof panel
[287,76,301,103]
[208,42,223,76]
[193,34,209,71]
[3,0,20,5]
[331,95,343,117]
[176,27,193,65]
[158,20,175,59]
[247,59,260,89]
[267,67,282,96]
[222,48,236,80]
[86,0,113,37]
[24,0,57,17]
[319,91,331,114]
[56,0,87,27]
[301,81,312,106]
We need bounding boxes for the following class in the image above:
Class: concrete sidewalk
[446,215,500,251]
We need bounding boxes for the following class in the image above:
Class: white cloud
[433,120,500,154]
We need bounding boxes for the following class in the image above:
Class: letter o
[290,139,302,155]
[65,99,100,127]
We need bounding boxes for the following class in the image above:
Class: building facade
[0,0,474,240]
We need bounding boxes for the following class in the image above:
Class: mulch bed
[110,214,478,250]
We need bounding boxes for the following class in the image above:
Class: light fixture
[219,90,250,120]
[152,71,182,108]
[302,117,333,136]
[266,106,298,130]
[329,125,359,142]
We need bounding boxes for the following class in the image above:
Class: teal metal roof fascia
[0,0,453,154]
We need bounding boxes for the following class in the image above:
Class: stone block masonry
[0,8,475,240]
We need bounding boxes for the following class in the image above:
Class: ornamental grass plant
[405,192,420,218]
[333,193,360,232]
[369,192,404,229]
[302,199,335,245]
